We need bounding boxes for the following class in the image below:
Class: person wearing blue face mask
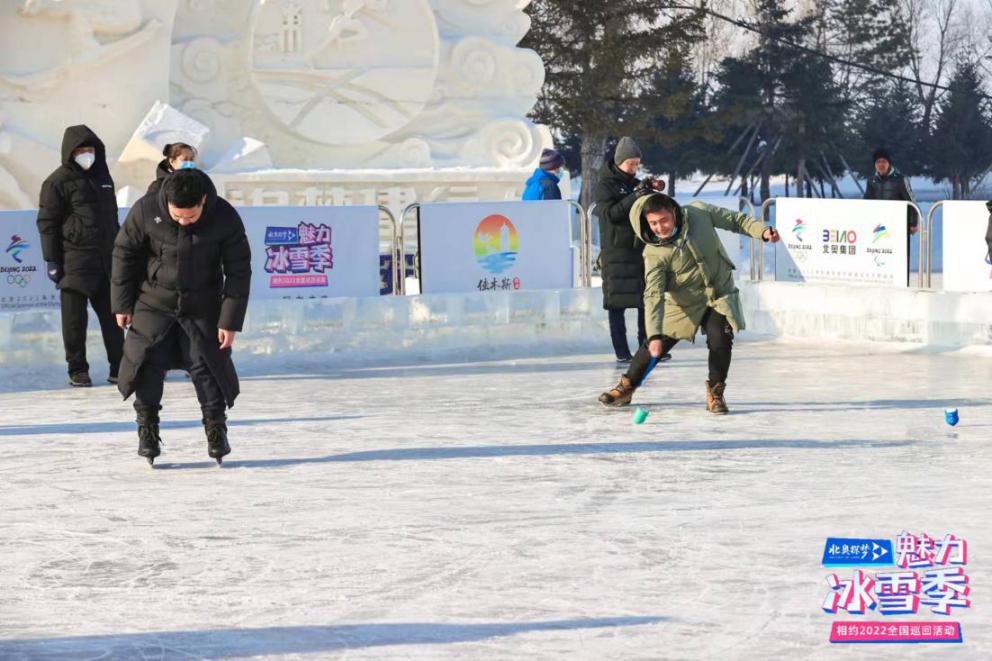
[35,124,124,387]
[522,148,564,200]
[147,142,198,196]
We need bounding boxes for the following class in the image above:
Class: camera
[635,177,666,194]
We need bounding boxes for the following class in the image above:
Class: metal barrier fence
[394,197,978,293]
[924,201,943,290]
[352,198,981,294]
[378,204,401,295]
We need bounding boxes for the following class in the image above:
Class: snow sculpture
[0,0,558,210]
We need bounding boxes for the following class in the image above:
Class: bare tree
[967,0,992,79]
[902,0,963,132]
[691,0,755,97]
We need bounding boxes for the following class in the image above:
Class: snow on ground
[1,338,990,659]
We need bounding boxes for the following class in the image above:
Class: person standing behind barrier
[594,136,667,363]
[112,169,251,466]
[147,143,198,197]
[522,148,565,200]
[986,200,992,261]
[863,149,918,285]
[35,124,124,387]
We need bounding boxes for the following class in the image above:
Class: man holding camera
[593,136,668,363]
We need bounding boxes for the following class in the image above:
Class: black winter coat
[36,125,118,298]
[112,171,252,406]
[594,160,648,309]
[145,160,172,197]
[986,200,992,260]
[864,168,918,229]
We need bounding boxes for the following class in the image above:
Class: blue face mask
[651,221,679,242]
[178,160,197,170]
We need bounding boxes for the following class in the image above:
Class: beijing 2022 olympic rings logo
[6,273,30,287]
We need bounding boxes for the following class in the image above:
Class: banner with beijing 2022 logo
[775,198,909,287]
[0,210,59,312]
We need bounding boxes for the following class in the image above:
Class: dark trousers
[627,308,734,386]
[133,325,226,423]
[608,307,646,359]
[60,284,123,376]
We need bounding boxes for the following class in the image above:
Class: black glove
[46,261,63,283]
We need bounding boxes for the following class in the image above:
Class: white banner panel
[419,201,572,294]
[240,205,380,299]
[942,201,992,292]
[0,210,59,312]
[775,198,908,287]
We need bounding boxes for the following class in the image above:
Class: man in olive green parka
[599,193,779,412]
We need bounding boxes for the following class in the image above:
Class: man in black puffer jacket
[112,169,251,466]
[36,125,124,387]
[594,136,667,362]
[864,149,917,211]
[864,148,918,285]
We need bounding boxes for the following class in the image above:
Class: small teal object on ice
[945,408,959,426]
[633,407,649,424]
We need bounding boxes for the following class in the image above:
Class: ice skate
[137,423,162,466]
[205,422,230,465]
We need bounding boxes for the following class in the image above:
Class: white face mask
[74,152,96,171]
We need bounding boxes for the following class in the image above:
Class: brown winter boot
[706,380,729,414]
[599,375,636,407]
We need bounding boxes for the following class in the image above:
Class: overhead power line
[659,2,992,101]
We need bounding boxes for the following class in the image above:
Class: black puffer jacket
[145,159,173,197]
[111,171,252,406]
[35,125,118,298]
[864,168,918,229]
[594,160,649,309]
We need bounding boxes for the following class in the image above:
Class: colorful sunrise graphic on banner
[473,214,519,274]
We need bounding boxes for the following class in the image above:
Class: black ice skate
[205,422,231,465]
[137,423,162,466]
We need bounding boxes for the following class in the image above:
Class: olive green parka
[630,194,770,341]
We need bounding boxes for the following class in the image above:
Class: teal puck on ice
[633,407,649,424]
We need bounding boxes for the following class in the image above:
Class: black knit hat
[539,148,565,171]
[872,148,891,163]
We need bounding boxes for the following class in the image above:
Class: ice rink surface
[1,338,990,660]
